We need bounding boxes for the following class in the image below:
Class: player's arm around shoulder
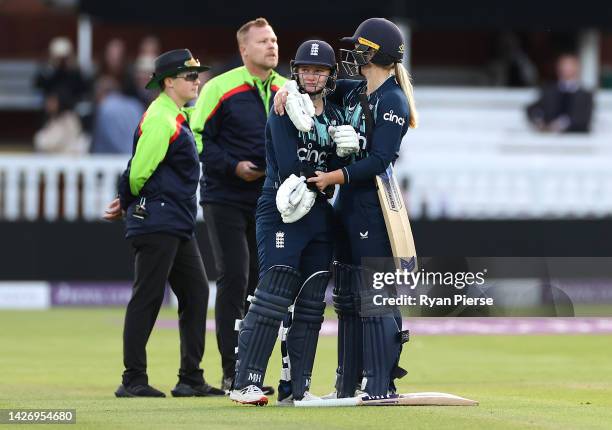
[270,106,301,132]
[327,79,361,105]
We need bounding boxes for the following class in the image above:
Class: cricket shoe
[230,385,268,406]
[222,376,275,396]
[277,391,321,407]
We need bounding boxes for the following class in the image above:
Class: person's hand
[273,85,289,115]
[103,198,124,221]
[329,125,360,157]
[307,171,335,193]
[235,161,265,182]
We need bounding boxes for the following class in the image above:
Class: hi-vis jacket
[118,92,200,239]
[190,66,286,211]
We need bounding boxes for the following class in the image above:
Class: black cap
[145,49,210,90]
[340,18,405,63]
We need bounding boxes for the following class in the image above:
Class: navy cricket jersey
[263,99,345,187]
[328,76,410,187]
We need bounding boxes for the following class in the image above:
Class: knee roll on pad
[355,265,388,317]
[234,265,301,389]
[332,262,361,315]
[332,262,363,398]
[286,271,331,399]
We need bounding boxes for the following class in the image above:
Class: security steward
[104,49,224,398]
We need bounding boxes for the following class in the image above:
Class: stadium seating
[0,60,42,111]
[398,87,612,219]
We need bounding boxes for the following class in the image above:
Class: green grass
[0,308,611,429]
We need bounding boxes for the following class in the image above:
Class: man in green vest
[190,17,286,395]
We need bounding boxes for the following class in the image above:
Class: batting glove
[329,125,360,158]
[276,174,307,216]
[281,188,316,223]
[285,81,315,132]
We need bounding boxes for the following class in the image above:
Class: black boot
[115,384,166,398]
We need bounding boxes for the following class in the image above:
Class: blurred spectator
[91,77,144,154]
[34,88,89,155]
[98,38,140,97]
[100,38,128,83]
[138,35,161,58]
[116,35,162,106]
[526,53,594,133]
[34,36,89,114]
[132,55,157,106]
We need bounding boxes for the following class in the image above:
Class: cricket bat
[294,392,479,407]
[375,164,418,272]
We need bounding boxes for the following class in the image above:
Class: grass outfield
[0,308,611,429]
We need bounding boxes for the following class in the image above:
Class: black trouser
[122,233,209,387]
[203,203,259,379]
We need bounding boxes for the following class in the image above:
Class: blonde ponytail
[394,63,418,129]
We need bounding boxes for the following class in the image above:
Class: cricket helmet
[340,18,405,76]
[290,40,337,95]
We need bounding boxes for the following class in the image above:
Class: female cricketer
[229,40,359,406]
[276,18,419,399]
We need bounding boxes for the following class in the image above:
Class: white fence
[2,150,612,221]
[0,155,127,221]
[2,87,612,221]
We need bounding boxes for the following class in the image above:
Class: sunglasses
[175,72,200,82]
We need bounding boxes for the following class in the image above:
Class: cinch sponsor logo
[297,147,327,165]
[383,110,405,126]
